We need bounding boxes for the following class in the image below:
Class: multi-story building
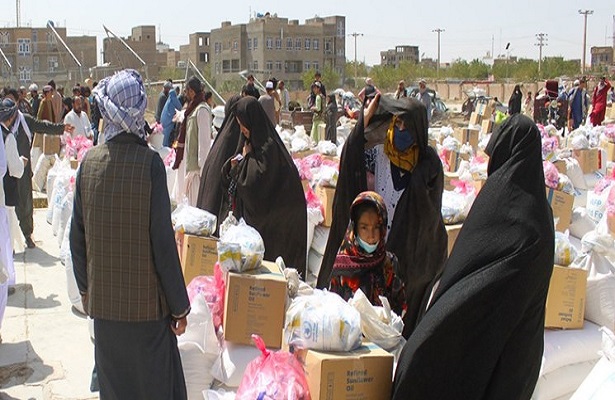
[102,25,162,80]
[591,46,614,72]
[0,26,97,87]
[179,32,211,71]
[210,14,345,90]
[380,45,419,68]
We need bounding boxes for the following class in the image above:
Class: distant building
[210,14,346,90]
[420,57,438,69]
[179,32,211,71]
[591,46,614,71]
[380,45,419,68]
[0,26,97,86]
[102,25,162,80]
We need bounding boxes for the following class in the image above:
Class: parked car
[407,87,449,121]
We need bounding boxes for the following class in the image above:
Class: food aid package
[571,231,615,331]
[185,264,225,331]
[284,289,361,352]
[235,335,311,400]
[554,231,578,267]
[211,341,262,387]
[171,203,217,236]
[441,185,476,225]
[571,328,615,400]
[317,140,337,156]
[178,341,218,399]
[218,217,265,272]
[57,191,74,248]
[348,289,405,352]
[586,180,614,223]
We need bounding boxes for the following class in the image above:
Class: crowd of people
[1,67,614,398]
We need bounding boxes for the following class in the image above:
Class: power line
[535,33,548,75]
[578,9,593,74]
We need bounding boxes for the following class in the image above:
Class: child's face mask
[358,236,379,254]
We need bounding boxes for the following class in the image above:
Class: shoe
[26,237,36,249]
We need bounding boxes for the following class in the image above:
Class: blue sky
[3,0,613,66]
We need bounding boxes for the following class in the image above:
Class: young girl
[329,191,405,315]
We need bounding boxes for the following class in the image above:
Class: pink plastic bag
[543,161,559,189]
[185,263,225,330]
[236,335,311,400]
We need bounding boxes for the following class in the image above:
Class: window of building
[304,61,311,71]
[324,40,332,53]
[266,61,273,71]
[18,38,31,55]
[275,61,282,71]
[31,30,38,52]
[253,38,258,49]
[312,61,319,71]
[295,38,301,50]
[222,60,231,73]
[199,37,203,47]
[275,37,282,50]
[199,52,209,63]
[233,40,238,52]
[215,62,221,74]
[247,38,252,50]
[19,66,31,82]
[337,48,344,57]
[313,39,319,50]
[33,56,39,71]
[286,38,293,50]
[232,59,240,72]
[266,37,273,49]
[215,42,221,54]
[337,20,345,38]
[253,60,258,71]
[0,31,9,47]
[48,56,58,72]
[304,38,310,50]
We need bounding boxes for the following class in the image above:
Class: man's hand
[363,93,380,128]
[171,317,187,336]
[64,124,75,133]
[80,293,89,316]
[20,156,28,166]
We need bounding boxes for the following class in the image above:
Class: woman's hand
[242,142,252,157]
[364,93,380,128]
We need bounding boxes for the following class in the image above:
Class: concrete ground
[0,208,97,400]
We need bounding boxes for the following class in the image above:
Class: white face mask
[357,236,379,254]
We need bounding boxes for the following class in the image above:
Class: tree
[300,63,340,91]
[157,66,185,81]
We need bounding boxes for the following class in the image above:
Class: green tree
[344,61,369,88]
[300,63,340,91]
[157,66,185,81]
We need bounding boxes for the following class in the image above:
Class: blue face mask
[393,126,414,151]
[357,236,379,254]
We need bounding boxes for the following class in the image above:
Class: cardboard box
[223,261,287,347]
[446,224,462,255]
[32,132,44,148]
[454,128,479,150]
[472,179,486,193]
[476,102,491,117]
[552,160,567,175]
[316,185,336,227]
[444,171,459,191]
[301,343,394,400]
[175,231,185,262]
[291,149,317,159]
[546,188,574,232]
[447,150,460,172]
[545,266,587,329]
[70,159,79,170]
[469,112,482,126]
[481,118,494,134]
[301,179,311,193]
[43,134,61,155]
[181,234,218,284]
[573,148,602,174]
[600,139,615,162]
[428,138,438,149]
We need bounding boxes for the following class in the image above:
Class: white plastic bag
[569,207,597,240]
[57,191,73,248]
[218,217,265,272]
[348,289,405,352]
[571,232,615,331]
[171,203,217,236]
[317,140,337,156]
[284,289,362,352]
[587,183,614,223]
[570,328,615,400]
[554,231,578,267]
[211,341,262,387]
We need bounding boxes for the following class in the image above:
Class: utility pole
[16,0,20,27]
[349,32,363,88]
[535,33,548,76]
[578,9,593,74]
[432,28,445,79]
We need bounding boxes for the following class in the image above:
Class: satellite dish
[505,42,510,50]
[47,20,55,27]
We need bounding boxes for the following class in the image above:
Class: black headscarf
[226,96,307,275]
[196,95,241,232]
[317,96,447,338]
[392,115,554,400]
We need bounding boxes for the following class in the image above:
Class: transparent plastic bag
[284,289,362,352]
[235,335,311,400]
[218,217,265,272]
[171,202,217,236]
[554,231,578,267]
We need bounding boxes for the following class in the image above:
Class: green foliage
[300,63,341,91]
[158,66,185,81]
